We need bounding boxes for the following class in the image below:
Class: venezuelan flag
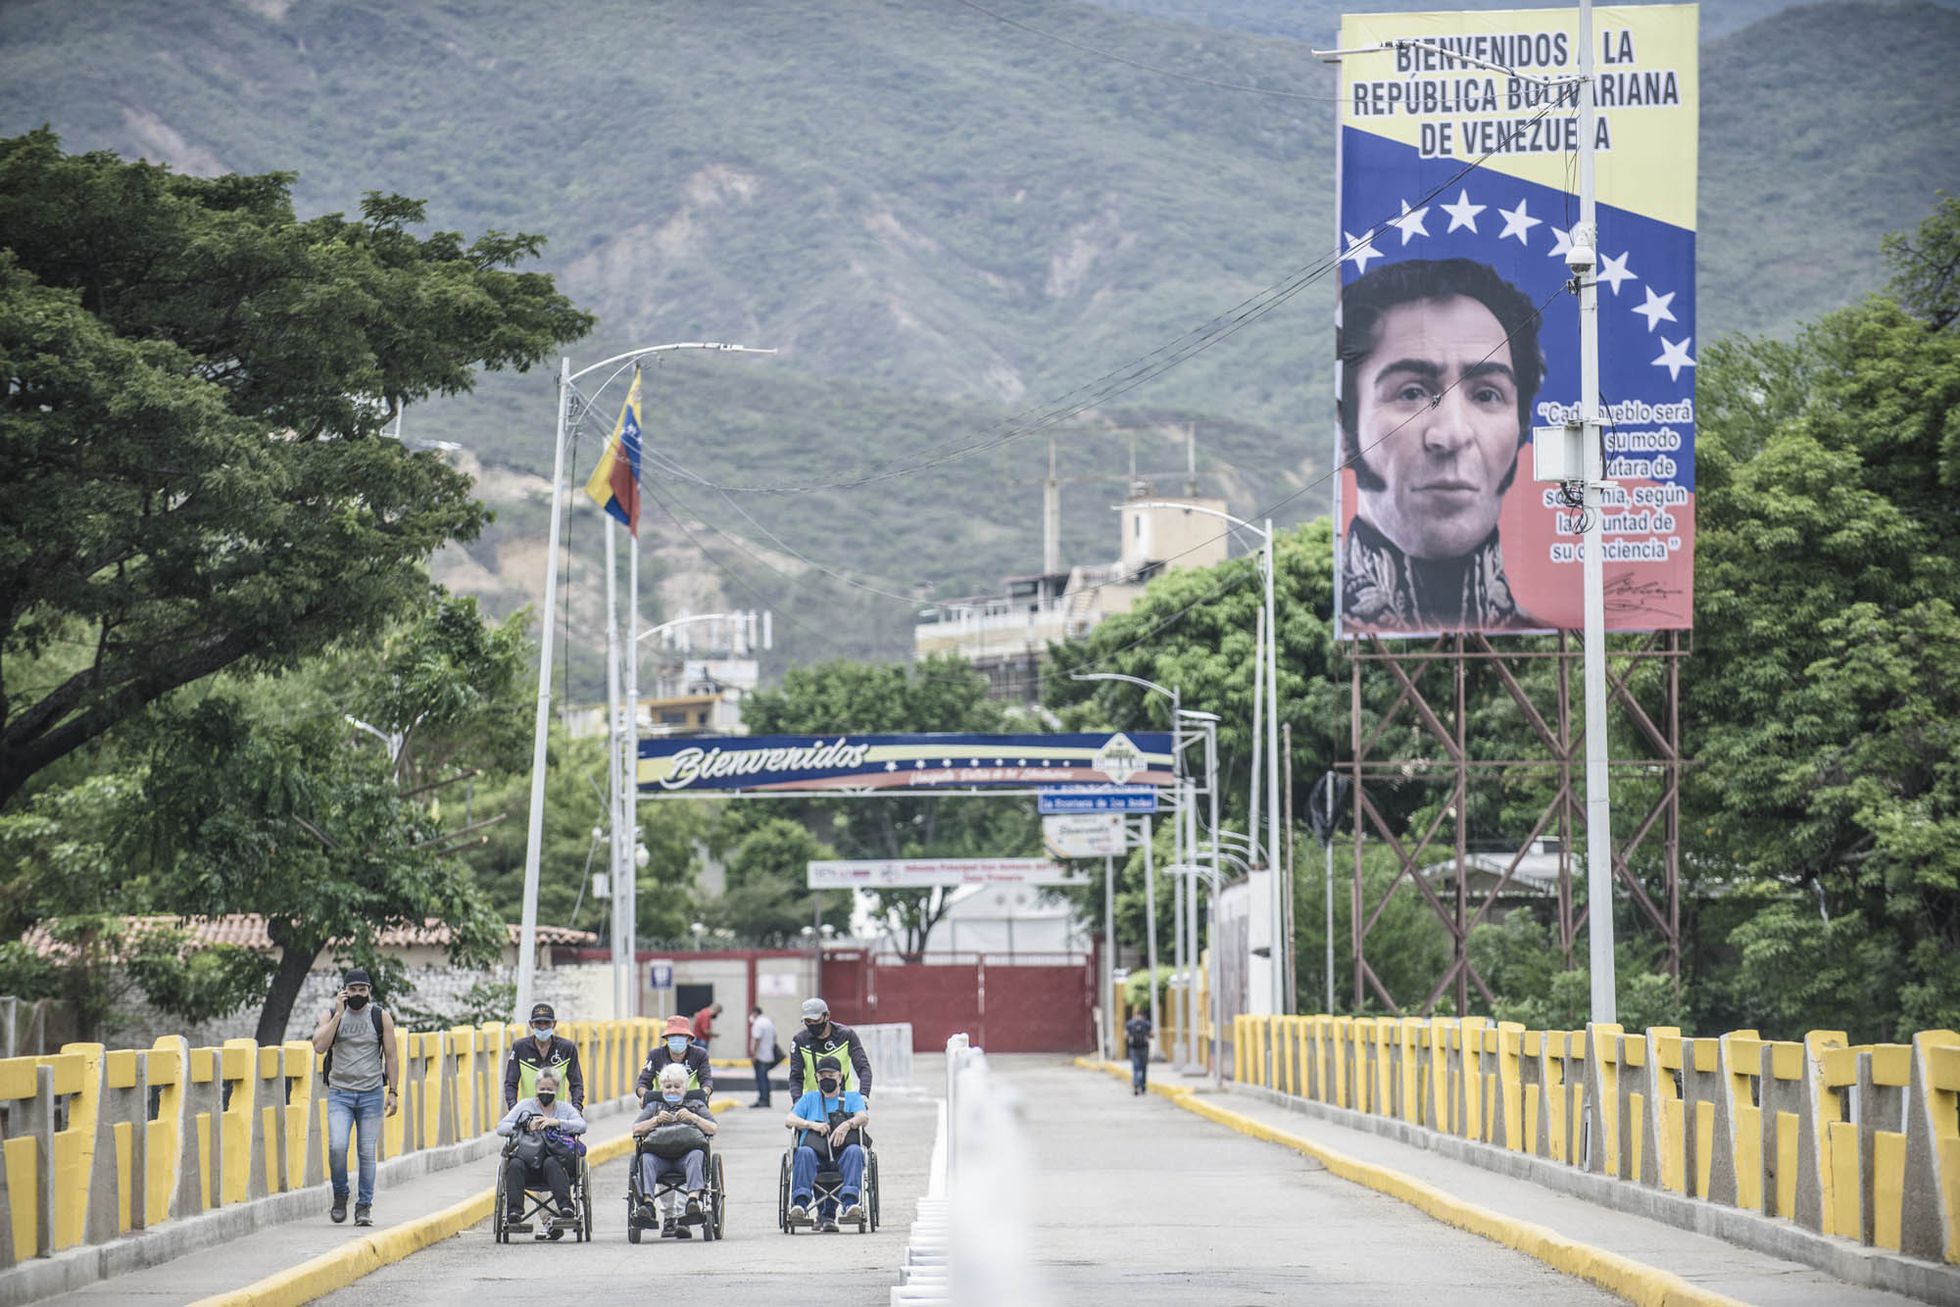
[582,367,643,533]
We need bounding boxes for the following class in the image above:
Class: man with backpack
[311,966,400,1226]
[1125,1010,1154,1095]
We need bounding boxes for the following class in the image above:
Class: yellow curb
[192,1098,739,1307]
[1072,1059,1743,1307]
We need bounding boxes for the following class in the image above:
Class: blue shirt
[791,1088,865,1147]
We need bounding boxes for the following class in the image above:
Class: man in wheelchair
[784,1054,868,1231]
[631,1063,718,1239]
[494,1069,587,1237]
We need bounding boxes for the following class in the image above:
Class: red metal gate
[819,951,1093,1053]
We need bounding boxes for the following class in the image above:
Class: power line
[950,0,1342,103]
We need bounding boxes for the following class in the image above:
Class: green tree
[696,817,846,945]
[1684,198,1960,1039]
[0,130,590,807]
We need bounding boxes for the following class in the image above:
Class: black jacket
[635,1043,715,1098]
[503,1034,586,1110]
[788,1020,874,1098]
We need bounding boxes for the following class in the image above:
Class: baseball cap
[816,1055,843,1073]
[800,997,830,1021]
[344,967,372,987]
[530,1003,556,1022]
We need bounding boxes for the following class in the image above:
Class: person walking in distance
[311,967,400,1225]
[1125,1010,1154,1095]
[691,1000,723,1050]
[748,1005,778,1108]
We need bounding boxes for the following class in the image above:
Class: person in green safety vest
[504,1002,585,1111]
[787,997,874,1101]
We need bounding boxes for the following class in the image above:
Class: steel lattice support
[1345,632,1685,1016]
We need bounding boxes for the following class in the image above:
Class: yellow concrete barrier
[1202,1014,1960,1270]
[0,1017,664,1272]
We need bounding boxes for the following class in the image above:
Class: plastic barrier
[856,1022,915,1091]
[0,1017,663,1270]
[1228,1014,1960,1268]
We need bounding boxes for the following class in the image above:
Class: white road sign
[806,857,1086,889]
[1042,813,1126,859]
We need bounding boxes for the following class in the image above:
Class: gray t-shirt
[328,1005,385,1091]
[751,1013,777,1062]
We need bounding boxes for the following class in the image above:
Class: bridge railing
[1229,1014,1960,1268]
[0,1017,663,1269]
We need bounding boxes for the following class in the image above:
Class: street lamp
[1070,670,1182,1055]
[1123,502,1283,1017]
[516,342,775,1024]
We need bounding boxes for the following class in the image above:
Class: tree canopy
[0,130,591,807]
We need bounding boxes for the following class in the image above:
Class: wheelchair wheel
[493,1166,508,1243]
[868,1151,880,1232]
[578,1159,593,1242]
[708,1153,726,1241]
[777,1151,791,1233]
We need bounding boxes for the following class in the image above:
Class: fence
[858,1022,916,1090]
[0,1017,663,1270]
[1230,1015,1960,1269]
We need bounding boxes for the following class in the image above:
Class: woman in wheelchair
[494,1069,586,1235]
[784,1054,868,1231]
[631,1063,718,1237]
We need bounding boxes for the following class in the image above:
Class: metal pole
[1102,853,1116,1060]
[1185,778,1201,1066]
[1142,814,1161,1045]
[1206,721,1222,1084]
[1577,0,1616,1025]
[1324,773,1336,1016]
[625,526,641,1018]
[1248,604,1268,1015]
[1264,520,1283,1016]
[1282,720,1296,1015]
[603,519,626,1020]
[1170,690,1186,1065]
[515,357,573,1021]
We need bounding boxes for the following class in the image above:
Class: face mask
[667,1037,688,1055]
[537,1091,555,1106]
[662,1090,683,1104]
[532,1025,553,1041]
[803,1019,824,1033]
[818,1079,840,1095]
[346,994,370,1011]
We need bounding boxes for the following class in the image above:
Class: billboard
[806,858,1087,889]
[1333,5,1697,637]
[1042,813,1127,859]
[638,731,1174,794]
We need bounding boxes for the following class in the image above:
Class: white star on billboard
[1388,199,1430,245]
[1497,199,1540,244]
[1652,335,1696,381]
[1341,229,1383,272]
[1633,286,1677,332]
[1440,188,1485,233]
[1547,226,1573,259]
[1597,250,1638,295]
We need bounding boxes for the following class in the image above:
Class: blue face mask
[662,1090,683,1104]
[532,1025,553,1041]
[667,1037,688,1056]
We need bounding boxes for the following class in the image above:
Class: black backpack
[322,1005,385,1083]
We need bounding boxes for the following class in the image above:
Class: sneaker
[673,1225,693,1239]
[638,1201,659,1226]
[353,1203,372,1227]
[555,1207,578,1227]
[330,1195,348,1223]
[839,1200,866,1223]
[546,1225,567,1241]
[748,1101,770,1109]
[817,1218,840,1233]
[684,1193,703,1218]
[787,1201,811,1224]
[662,1216,676,1238]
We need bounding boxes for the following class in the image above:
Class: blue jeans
[327,1085,385,1205]
[1130,1048,1148,1091]
[791,1142,863,1217]
[752,1058,772,1105]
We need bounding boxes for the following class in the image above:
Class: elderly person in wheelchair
[494,1068,586,1237]
[631,1062,718,1238]
[784,1054,868,1231]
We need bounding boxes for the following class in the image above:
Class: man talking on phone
[311,966,400,1226]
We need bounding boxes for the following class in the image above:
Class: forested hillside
[3,0,1954,683]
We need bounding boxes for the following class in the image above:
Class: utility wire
[950,0,1342,102]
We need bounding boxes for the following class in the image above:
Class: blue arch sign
[636,731,1174,795]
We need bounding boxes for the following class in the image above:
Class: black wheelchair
[776,1129,880,1235]
[492,1132,592,1243]
[625,1135,726,1243]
